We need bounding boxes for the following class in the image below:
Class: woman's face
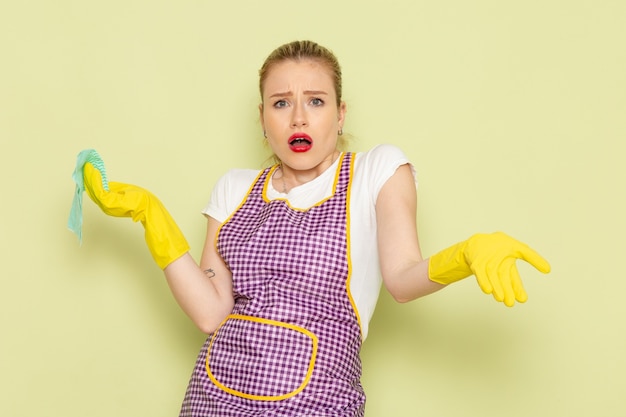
[260,59,346,175]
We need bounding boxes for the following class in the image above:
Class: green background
[1,1,624,416]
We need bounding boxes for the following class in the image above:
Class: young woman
[79,40,550,417]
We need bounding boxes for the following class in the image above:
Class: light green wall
[1,1,624,416]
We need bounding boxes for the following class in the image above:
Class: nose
[290,102,308,128]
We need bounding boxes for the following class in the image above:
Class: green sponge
[68,149,109,243]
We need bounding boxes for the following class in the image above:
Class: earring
[338,128,343,136]
[263,131,267,138]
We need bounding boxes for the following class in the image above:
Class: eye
[310,98,324,106]
[273,99,288,108]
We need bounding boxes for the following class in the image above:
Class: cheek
[261,114,278,132]
[319,111,341,131]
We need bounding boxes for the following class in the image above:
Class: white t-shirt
[202,144,416,339]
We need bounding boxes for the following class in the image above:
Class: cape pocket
[206,314,318,401]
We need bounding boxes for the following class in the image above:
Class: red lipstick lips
[288,133,313,152]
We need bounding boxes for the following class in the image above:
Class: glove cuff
[140,199,190,269]
[428,239,472,285]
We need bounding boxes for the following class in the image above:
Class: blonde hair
[259,40,343,107]
[258,40,349,159]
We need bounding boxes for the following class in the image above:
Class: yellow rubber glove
[428,232,551,306]
[83,162,190,269]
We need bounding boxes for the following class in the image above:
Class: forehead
[262,59,335,96]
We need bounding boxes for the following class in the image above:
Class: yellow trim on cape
[261,153,346,211]
[344,153,363,338]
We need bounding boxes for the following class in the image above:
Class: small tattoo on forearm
[203,268,216,278]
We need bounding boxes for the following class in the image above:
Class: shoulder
[203,168,265,222]
[215,168,264,191]
[212,168,266,204]
[349,144,416,203]
[353,144,415,183]
[356,143,410,164]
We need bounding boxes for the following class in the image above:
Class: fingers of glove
[98,182,138,217]
[487,261,505,303]
[84,170,125,216]
[518,244,551,274]
[498,258,520,307]
[85,177,121,215]
[101,181,152,219]
[509,261,528,304]
[83,163,107,201]
[83,165,137,218]
[473,262,494,296]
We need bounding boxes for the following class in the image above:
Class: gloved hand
[83,162,190,269]
[428,232,551,306]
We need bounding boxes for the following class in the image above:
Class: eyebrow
[269,90,329,98]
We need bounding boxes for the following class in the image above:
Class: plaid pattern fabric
[180,153,365,416]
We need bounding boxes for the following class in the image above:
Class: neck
[276,150,340,193]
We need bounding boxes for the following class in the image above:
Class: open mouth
[288,134,313,152]
[289,137,311,146]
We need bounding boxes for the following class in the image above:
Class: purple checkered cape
[180,153,365,416]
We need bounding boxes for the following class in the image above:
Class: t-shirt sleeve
[201,169,259,223]
[361,144,417,204]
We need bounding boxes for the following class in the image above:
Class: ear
[258,102,265,131]
[338,101,347,128]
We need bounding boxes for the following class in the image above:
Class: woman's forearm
[164,253,234,334]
